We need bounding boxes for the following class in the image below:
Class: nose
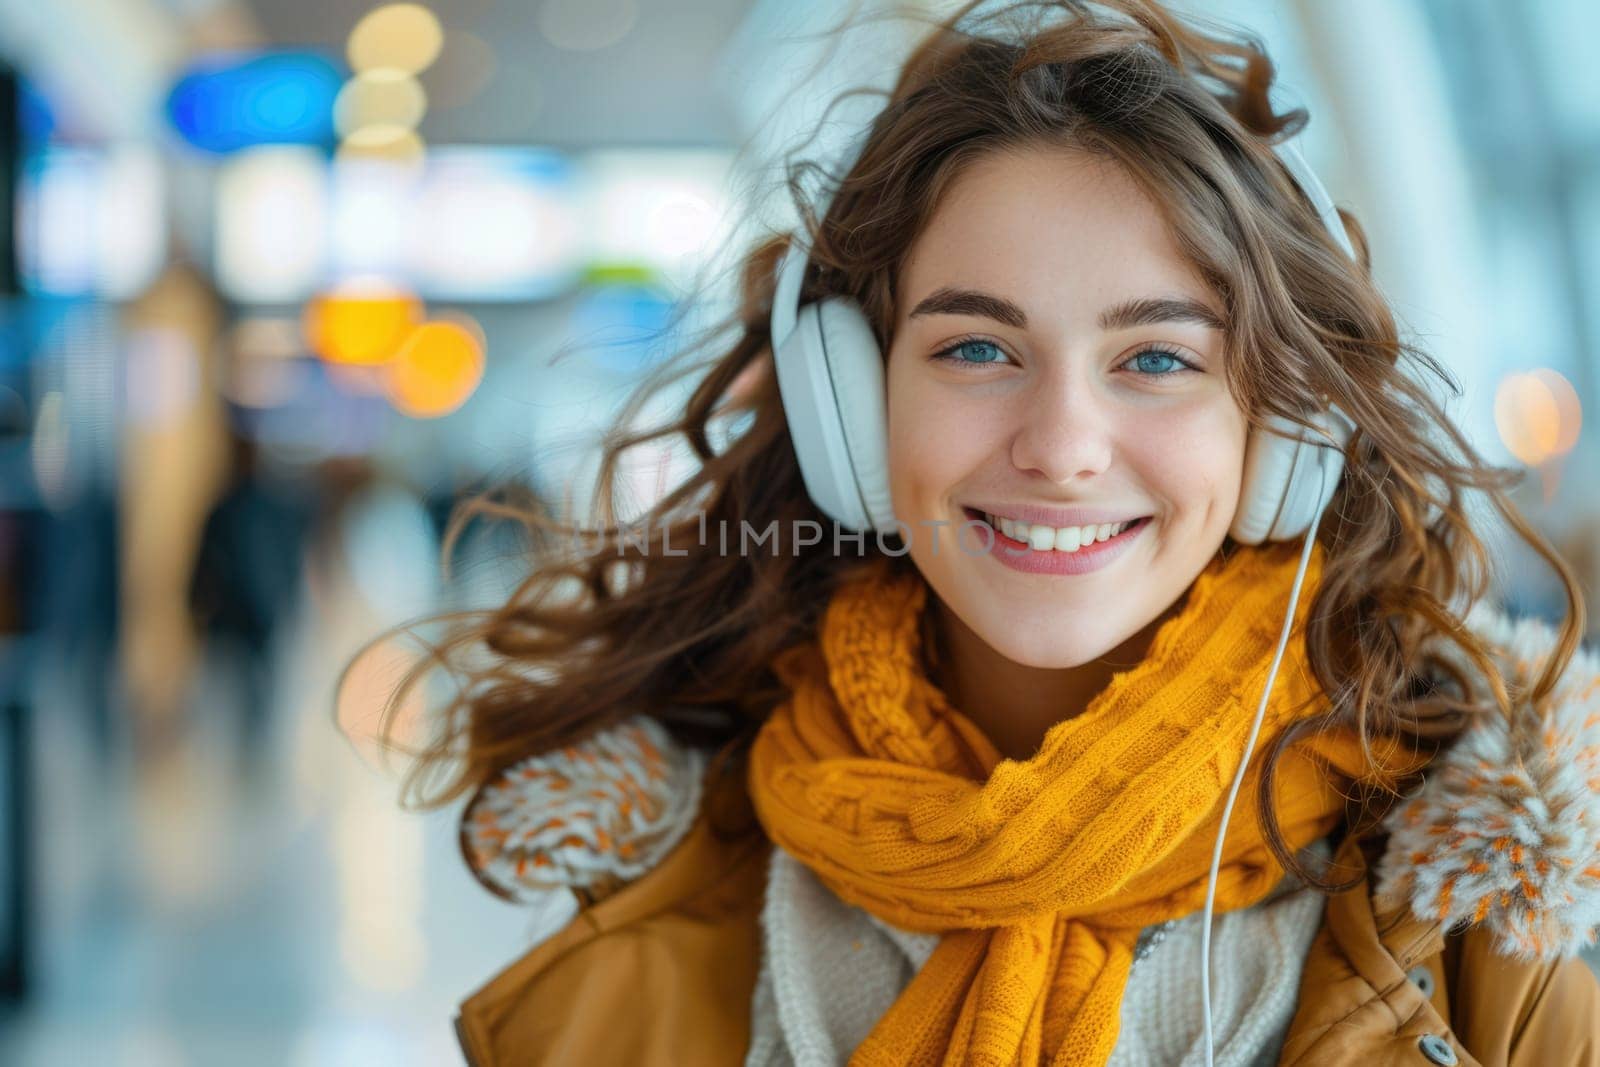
[1009,373,1115,485]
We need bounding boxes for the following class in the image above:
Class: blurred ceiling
[244,0,755,147]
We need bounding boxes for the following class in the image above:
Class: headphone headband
[1273,138,1356,260]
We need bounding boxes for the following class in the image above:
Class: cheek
[886,362,997,509]
[1130,400,1249,500]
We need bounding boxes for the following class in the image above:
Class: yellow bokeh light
[335,69,428,136]
[304,288,423,366]
[386,318,486,418]
[1494,372,1561,466]
[347,3,444,76]
[336,125,427,166]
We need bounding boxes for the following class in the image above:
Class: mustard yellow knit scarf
[747,542,1425,1067]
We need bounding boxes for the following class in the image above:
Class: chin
[970,619,1128,671]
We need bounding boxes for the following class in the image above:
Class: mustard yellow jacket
[454,603,1600,1066]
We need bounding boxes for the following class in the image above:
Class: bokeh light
[336,125,427,166]
[215,146,329,303]
[537,0,639,52]
[334,69,428,137]
[347,4,445,76]
[1495,368,1583,466]
[166,51,343,154]
[1532,368,1583,456]
[304,286,424,366]
[385,317,486,418]
[566,283,676,373]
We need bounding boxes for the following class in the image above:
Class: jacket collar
[1372,601,1600,961]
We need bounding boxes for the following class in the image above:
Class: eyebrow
[907,286,1226,333]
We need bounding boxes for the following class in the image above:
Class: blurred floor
[0,536,576,1067]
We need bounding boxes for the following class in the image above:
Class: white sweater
[745,840,1332,1067]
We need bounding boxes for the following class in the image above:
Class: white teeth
[982,513,1135,552]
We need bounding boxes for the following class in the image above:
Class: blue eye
[1123,346,1196,376]
[931,337,1011,367]
[929,338,1199,376]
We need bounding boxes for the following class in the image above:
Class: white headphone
[770,129,1362,1067]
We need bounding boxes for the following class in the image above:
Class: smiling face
[885,145,1249,671]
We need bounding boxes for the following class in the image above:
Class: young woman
[365,1,1600,1063]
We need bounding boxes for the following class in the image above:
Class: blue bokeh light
[166,50,343,155]
[568,283,679,373]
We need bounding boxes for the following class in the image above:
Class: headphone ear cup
[814,298,895,531]
[771,297,895,532]
[1231,407,1355,544]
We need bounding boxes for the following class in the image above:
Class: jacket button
[1406,964,1436,998]
[1417,1034,1459,1065]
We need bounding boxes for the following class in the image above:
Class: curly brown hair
[346,0,1585,893]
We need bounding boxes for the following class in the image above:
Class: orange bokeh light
[1494,369,1583,467]
[1495,373,1559,465]
[304,288,423,366]
[386,318,486,418]
[1531,368,1582,457]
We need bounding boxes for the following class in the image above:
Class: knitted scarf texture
[746,542,1428,1067]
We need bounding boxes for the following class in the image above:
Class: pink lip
[973,514,1150,575]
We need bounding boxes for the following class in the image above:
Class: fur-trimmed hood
[1374,602,1600,962]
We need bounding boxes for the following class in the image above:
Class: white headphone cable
[1200,461,1330,1067]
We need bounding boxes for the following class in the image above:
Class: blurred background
[0,0,1595,1063]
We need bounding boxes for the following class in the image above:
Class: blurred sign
[215,146,328,303]
[17,146,166,299]
[216,146,582,303]
[580,150,736,287]
[213,146,737,303]
[334,148,581,300]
